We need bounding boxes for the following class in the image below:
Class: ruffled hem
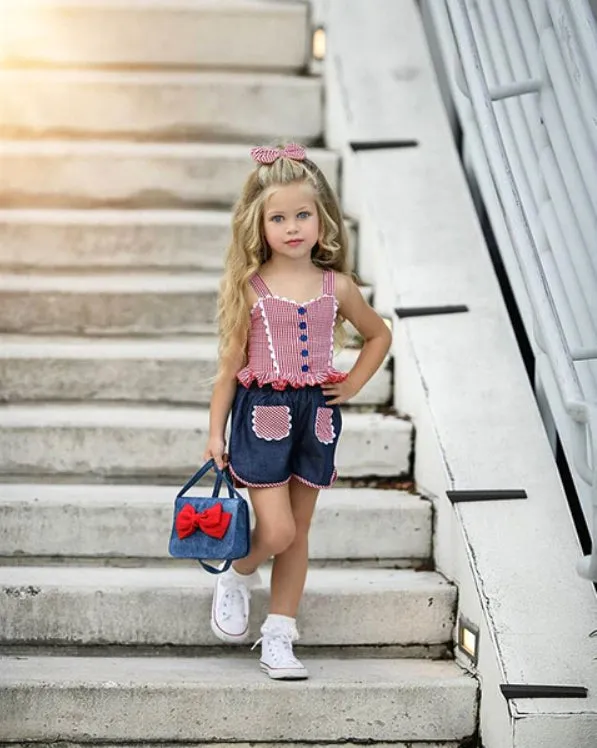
[236,367,348,391]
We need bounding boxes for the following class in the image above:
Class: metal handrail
[444,0,597,580]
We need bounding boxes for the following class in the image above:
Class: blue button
[299,321,307,330]
[297,307,306,315]
[301,349,309,357]
[300,334,308,342]
[301,364,309,372]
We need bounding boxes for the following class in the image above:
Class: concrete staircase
[0,1,478,745]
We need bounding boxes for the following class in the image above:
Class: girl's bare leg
[269,477,320,616]
[232,483,296,576]
[211,483,296,644]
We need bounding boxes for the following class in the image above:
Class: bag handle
[199,559,232,574]
[211,466,236,500]
[176,461,244,576]
[176,459,242,501]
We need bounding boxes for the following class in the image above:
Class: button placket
[297,306,309,372]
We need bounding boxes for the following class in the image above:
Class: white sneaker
[253,616,309,680]
[210,567,260,644]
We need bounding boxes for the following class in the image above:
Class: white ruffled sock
[261,614,299,640]
[228,564,261,587]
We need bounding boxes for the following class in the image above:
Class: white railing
[422,0,597,580]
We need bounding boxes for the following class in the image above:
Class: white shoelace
[253,629,301,666]
[219,584,247,622]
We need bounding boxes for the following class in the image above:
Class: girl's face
[262,181,320,261]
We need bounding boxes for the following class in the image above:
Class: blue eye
[270,215,283,223]
[297,211,311,220]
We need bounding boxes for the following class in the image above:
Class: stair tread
[0,207,232,224]
[0,655,477,741]
[3,0,299,9]
[0,482,420,506]
[0,69,319,85]
[0,403,409,429]
[0,140,338,159]
[0,565,448,592]
[0,653,473,686]
[1,0,310,73]
[0,144,339,210]
[0,335,221,357]
[0,335,376,362]
[0,272,220,292]
[0,483,429,563]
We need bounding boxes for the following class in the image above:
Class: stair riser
[1,2,309,71]
[0,355,390,406]
[0,148,339,209]
[0,671,477,743]
[0,73,322,143]
[0,585,455,647]
[0,744,462,748]
[0,290,217,335]
[0,420,412,480]
[0,217,229,269]
[0,285,371,340]
[0,357,216,404]
[0,212,354,268]
[0,495,431,562]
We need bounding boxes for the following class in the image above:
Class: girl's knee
[260,519,296,556]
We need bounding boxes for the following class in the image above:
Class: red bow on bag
[175,502,232,540]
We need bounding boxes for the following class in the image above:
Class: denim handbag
[168,459,251,574]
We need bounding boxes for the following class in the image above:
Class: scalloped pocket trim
[315,407,336,445]
[252,405,292,441]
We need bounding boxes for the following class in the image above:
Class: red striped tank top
[236,269,348,390]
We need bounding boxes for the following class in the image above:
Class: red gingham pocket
[315,407,336,445]
[252,405,292,441]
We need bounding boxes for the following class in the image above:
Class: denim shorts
[228,383,342,489]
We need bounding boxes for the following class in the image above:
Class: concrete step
[0,206,354,270]
[0,0,309,72]
[0,566,454,647]
[0,273,372,338]
[0,743,462,748]
[0,70,323,142]
[0,336,391,407]
[0,142,339,209]
[0,404,412,480]
[0,484,430,562]
[0,272,219,335]
[0,208,232,268]
[0,656,478,743]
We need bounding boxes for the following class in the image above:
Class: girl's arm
[321,273,392,405]
[204,333,246,469]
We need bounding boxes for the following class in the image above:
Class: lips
[286,239,303,246]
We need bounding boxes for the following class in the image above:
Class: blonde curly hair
[218,148,351,370]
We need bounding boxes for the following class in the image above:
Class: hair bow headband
[250,143,306,164]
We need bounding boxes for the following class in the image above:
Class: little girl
[204,143,392,680]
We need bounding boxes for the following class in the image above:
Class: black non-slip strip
[447,489,528,503]
[500,684,588,700]
[349,139,419,151]
[395,305,469,318]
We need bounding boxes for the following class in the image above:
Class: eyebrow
[266,205,312,216]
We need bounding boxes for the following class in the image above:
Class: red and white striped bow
[250,143,306,164]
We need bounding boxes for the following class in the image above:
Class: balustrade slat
[437,0,597,579]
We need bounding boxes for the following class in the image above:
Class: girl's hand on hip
[321,377,360,405]
[203,436,228,470]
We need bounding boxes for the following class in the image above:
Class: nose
[286,221,299,234]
